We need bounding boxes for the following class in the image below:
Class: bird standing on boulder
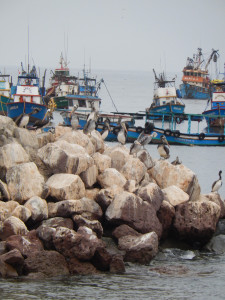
[117,122,127,145]
[171,156,182,165]
[130,140,142,156]
[70,104,79,130]
[101,118,111,140]
[157,135,170,159]
[211,170,222,193]
[137,131,157,149]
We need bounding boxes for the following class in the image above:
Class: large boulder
[38,140,93,175]
[13,127,39,149]
[105,191,162,237]
[118,231,158,264]
[157,200,175,239]
[11,205,32,223]
[0,179,10,200]
[6,162,46,203]
[0,216,28,240]
[204,192,225,219]
[137,183,164,211]
[48,198,102,220]
[0,143,30,180]
[173,196,221,244]
[57,130,95,155]
[80,165,98,188]
[72,215,103,238]
[137,150,155,170]
[162,185,189,207]
[52,226,101,261]
[121,157,146,184]
[93,152,111,173]
[104,146,130,172]
[6,230,44,257]
[96,185,124,211]
[148,160,201,201]
[97,168,126,189]
[23,250,69,277]
[89,130,105,153]
[24,196,48,222]
[46,173,85,201]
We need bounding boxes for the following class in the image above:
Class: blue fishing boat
[0,73,13,115]
[180,48,219,100]
[203,80,225,128]
[89,112,225,146]
[7,64,50,128]
[146,69,185,119]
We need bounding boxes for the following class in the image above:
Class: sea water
[1,69,225,299]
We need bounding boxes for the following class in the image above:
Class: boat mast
[28,25,30,73]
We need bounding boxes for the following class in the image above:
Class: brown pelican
[70,104,79,130]
[130,140,142,156]
[87,101,98,122]
[15,107,41,128]
[101,118,110,140]
[117,122,127,145]
[211,170,222,192]
[171,156,182,165]
[137,131,157,149]
[83,119,96,135]
[157,135,170,159]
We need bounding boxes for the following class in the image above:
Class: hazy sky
[1,0,225,73]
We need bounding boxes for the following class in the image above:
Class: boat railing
[145,111,225,134]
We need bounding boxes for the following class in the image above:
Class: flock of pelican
[63,102,223,194]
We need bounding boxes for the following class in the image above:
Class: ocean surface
[1,68,225,299]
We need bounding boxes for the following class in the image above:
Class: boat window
[78,99,86,107]
[190,72,193,76]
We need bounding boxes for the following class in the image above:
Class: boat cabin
[0,75,12,98]
[153,86,178,106]
[211,82,225,109]
[66,95,101,112]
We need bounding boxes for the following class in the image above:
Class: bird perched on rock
[117,122,127,145]
[211,170,222,193]
[70,104,79,130]
[15,107,41,128]
[171,156,182,165]
[83,119,96,135]
[157,135,170,159]
[130,140,142,156]
[101,118,111,140]
[87,101,98,123]
[137,131,157,149]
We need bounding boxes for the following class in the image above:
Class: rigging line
[102,80,118,112]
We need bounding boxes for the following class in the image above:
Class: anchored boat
[0,73,13,115]
[203,80,225,128]
[146,69,185,119]
[7,64,50,128]
[180,48,219,100]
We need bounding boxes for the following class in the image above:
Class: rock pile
[0,115,224,278]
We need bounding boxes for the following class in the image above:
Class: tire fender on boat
[113,127,120,135]
[173,130,180,137]
[164,129,172,136]
[136,126,143,133]
[198,133,205,140]
[218,135,225,142]
[175,117,183,124]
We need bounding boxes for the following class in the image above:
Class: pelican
[87,101,98,122]
[15,107,41,128]
[117,122,127,145]
[211,170,222,193]
[137,131,157,149]
[83,119,96,135]
[157,135,170,159]
[70,105,79,130]
[171,156,182,165]
[130,140,142,156]
[101,118,111,140]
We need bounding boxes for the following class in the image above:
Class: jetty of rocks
[0,115,224,278]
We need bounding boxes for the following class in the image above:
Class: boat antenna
[28,25,30,73]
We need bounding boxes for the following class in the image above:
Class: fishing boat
[84,112,225,146]
[0,73,13,115]
[45,53,79,109]
[146,69,185,119]
[203,80,225,128]
[7,64,50,128]
[180,48,219,100]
